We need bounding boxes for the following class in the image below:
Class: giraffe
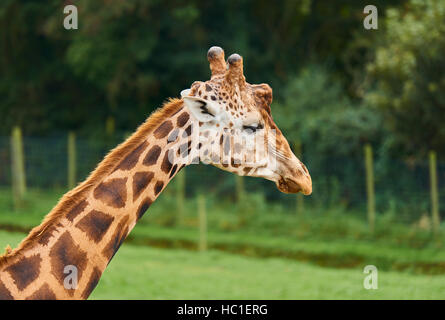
[0,46,312,300]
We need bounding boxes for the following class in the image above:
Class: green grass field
[1,230,445,299]
[1,188,445,299]
[1,188,445,275]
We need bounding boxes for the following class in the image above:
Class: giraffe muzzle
[277,175,312,195]
[276,160,312,195]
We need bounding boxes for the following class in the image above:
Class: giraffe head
[181,46,312,195]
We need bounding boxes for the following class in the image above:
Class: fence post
[294,140,304,215]
[176,169,186,225]
[235,175,245,203]
[67,131,77,190]
[364,144,375,233]
[198,194,207,251]
[429,151,440,235]
[11,126,26,208]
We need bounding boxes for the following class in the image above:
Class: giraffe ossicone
[0,46,311,300]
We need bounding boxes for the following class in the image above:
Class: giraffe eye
[242,123,263,133]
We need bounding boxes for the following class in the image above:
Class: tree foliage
[0,0,442,163]
[276,65,381,157]
[365,0,445,157]
[0,0,394,132]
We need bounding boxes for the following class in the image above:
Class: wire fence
[0,132,444,224]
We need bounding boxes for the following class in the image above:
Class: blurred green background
[1,0,445,299]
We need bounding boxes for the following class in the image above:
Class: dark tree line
[0,0,443,159]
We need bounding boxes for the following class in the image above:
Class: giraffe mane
[0,98,184,268]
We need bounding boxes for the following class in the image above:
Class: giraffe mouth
[277,176,312,195]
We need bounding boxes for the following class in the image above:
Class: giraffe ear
[180,89,191,97]
[252,83,273,115]
[183,96,218,122]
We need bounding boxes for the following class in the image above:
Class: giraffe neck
[0,99,197,300]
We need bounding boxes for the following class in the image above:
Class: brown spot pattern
[115,141,148,171]
[153,120,173,139]
[81,267,102,299]
[182,125,192,138]
[5,255,41,291]
[154,181,164,195]
[132,171,154,201]
[243,167,253,174]
[38,222,63,246]
[0,281,13,300]
[136,197,153,220]
[169,164,178,178]
[231,158,241,168]
[75,210,114,243]
[161,151,173,174]
[50,231,87,288]
[143,145,162,166]
[26,284,56,300]
[66,200,88,222]
[177,112,190,127]
[94,178,128,208]
[102,216,129,262]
